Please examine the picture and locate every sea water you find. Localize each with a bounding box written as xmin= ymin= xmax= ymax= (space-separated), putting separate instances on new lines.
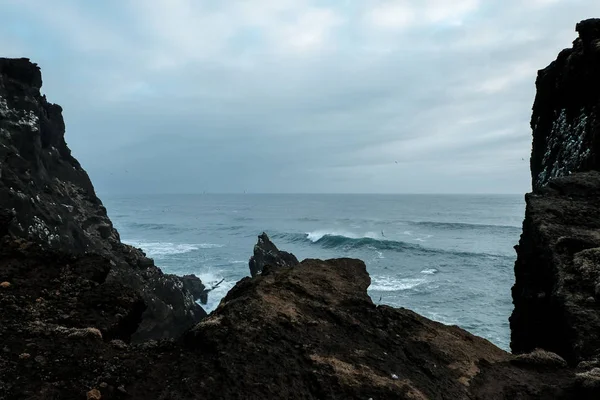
xmin=103 ymin=194 xmax=524 ymax=350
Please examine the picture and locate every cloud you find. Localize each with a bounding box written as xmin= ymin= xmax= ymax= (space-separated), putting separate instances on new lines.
xmin=2 ymin=0 xmax=600 ymax=193
xmin=366 ymin=0 xmax=480 ymax=30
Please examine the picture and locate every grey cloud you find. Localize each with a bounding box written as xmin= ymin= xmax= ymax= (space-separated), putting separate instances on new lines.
xmin=7 ymin=0 xmax=600 ymax=194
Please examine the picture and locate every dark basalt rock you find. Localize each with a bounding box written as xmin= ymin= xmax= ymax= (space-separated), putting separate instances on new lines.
xmin=248 ymin=232 xmax=300 ymax=277
xmin=0 ymin=57 xmax=205 ymax=342
xmin=530 ymin=19 xmax=600 ymax=189
xmin=511 ymin=172 xmax=600 ymax=364
xmin=511 ymin=19 xmax=600 ymax=366
xmin=180 ymin=274 xmax=208 ymax=304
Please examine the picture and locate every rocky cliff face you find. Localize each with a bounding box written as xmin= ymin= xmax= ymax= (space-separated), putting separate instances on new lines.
xmin=512 ymin=19 xmax=600 ymax=365
xmin=530 ymin=19 xmax=600 ymax=189
xmin=0 ymin=58 xmax=205 ymax=342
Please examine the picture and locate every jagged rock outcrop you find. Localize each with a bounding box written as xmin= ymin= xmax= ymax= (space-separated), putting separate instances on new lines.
xmin=512 ymin=18 xmax=600 ymax=366
xmin=248 ymin=232 xmax=300 ymax=277
xmin=3 ymin=243 xmax=598 ymax=399
xmin=0 ymin=57 xmax=205 ymax=342
xmin=530 ymin=19 xmax=600 ymax=189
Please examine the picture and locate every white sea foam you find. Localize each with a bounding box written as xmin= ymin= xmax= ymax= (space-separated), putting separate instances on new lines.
xmin=126 ymin=241 xmax=200 ymax=257
xmin=420 ymin=268 xmax=438 ymax=275
xmin=196 ymin=270 xmax=237 ymax=313
xmin=403 ymin=231 xmax=413 ymax=236
xmin=306 ymin=230 xmax=357 ymax=242
xmin=228 ymin=260 xmax=247 ymax=264
xmin=422 ymin=311 xmax=457 ymax=327
xmin=368 ymin=276 xmax=426 ymax=292
xmin=376 ymin=251 xmax=385 ymax=259
xmin=305 ymin=230 xmax=380 ymax=242
xmin=414 ymin=234 xmax=433 ymax=242
xmin=198 ymin=243 xmax=225 ymax=249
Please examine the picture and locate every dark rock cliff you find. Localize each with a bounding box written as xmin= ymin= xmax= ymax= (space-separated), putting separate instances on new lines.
xmin=0 ymin=58 xmax=205 ymax=342
xmin=530 ymin=19 xmax=600 ymax=189
xmin=512 ymin=18 xmax=600 ymax=366
xmin=511 ymin=172 xmax=600 ymax=364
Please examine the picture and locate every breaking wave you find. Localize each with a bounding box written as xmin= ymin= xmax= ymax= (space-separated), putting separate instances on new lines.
xmin=369 ymin=276 xmax=427 ymax=292
xmin=125 ymin=241 xmax=224 ymax=257
xmin=272 ymin=231 xmax=511 ymax=259
xmin=408 ymin=221 xmax=521 ymax=233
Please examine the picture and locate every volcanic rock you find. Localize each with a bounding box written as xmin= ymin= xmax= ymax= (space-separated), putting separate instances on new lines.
xmin=248 ymin=232 xmax=300 ymax=277
xmin=4 ymin=247 xmax=599 ymax=399
xmin=180 ymin=274 xmax=208 ymax=304
xmin=0 ymin=57 xmax=205 ymax=341
xmin=512 ymin=18 xmax=600 ymax=365
xmin=511 ymin=172 xmax=600 ymax=364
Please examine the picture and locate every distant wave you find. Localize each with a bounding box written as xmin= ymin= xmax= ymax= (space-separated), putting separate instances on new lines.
xmin=233 ymin=216 xmax=254 ymax=222
xmin=272 ymin=231 xmax=512 ymax=259
xmin=421 ymin=268 xmax=439 ymax=275
xmin=220 ymin=225 xmax=246 ymax=231
xmin=369 ymin=276 xmax=427 ymax=292
xmin=296 ymin=217 xmax=322 ymax=222
xmin=198 ymin=243 xmax=225 ymax=249
xmin=126 ymin=241 xmax=223 ymax=257
xmin=127 ymin=222 xmax=188 ymax=233
xmin=126 ymin=241 xmax=199 ymax=257
xmin=407 ymin=221 xmax=521 ymax=232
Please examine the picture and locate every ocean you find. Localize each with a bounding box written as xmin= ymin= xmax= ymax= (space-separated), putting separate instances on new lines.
xmin=102 ymin=194 xmax=525 ymax=350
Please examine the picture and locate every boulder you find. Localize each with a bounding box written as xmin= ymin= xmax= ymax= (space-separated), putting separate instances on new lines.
xmin=180 ymin=274 xmax=208 ymax=304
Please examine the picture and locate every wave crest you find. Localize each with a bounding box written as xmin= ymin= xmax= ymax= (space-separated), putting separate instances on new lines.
xmin=125 ymin=241 xmax=224 ymax=257
xmin=272 ymin=231 xmax=512 ymax=259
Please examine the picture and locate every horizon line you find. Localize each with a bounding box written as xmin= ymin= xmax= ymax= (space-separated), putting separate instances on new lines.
xmin=98 ymin=192 xmax=526 ymax=197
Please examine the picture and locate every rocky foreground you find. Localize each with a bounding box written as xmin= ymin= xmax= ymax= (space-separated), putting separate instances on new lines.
xmin=1 ymin=238 xmax=597 ymax=400
xmin=2 ymin=18 xmax=600 ymax=400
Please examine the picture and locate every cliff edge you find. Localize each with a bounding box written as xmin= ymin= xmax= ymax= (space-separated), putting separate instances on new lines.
xmin=0 ymin=58 xmax=206 ymax=342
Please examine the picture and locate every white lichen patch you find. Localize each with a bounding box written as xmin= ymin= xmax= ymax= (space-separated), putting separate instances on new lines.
xmin=9 ymin=187 xmax=28 ymax=201
xmin=0 ymin=95 xmax=40 ymax=132
xmin=0 ymin=96 xmax=9 ymax=117
xmin=27 ymin=216 xmax=59 ymax=245
xmin=16 ymin=110 xmax=39 ymax=131
xmin=536 ymin=108 xmax=591 ymax=187
xmin=0 ymin=128 xmax=11 ymax=140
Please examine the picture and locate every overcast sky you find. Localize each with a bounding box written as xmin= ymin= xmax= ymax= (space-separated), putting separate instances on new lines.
xmin=2 ymin=1 xmax=599 ymax=194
